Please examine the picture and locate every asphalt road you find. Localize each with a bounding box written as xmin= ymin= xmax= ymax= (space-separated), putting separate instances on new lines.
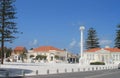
xmin=25 ymin=69 xmax=120 ymax=78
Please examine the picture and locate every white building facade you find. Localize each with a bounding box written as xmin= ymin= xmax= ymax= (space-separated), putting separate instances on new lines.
xmin=27 ymin=46 xmax=67 ymax=63
xmin=83 ymin=47 xmax=120 ymax=65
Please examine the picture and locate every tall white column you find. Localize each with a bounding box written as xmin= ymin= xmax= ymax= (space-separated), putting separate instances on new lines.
xmin=80 ymin=26 xmax=85 ymax=58
xmin=79 ymin=26 xmax=85 ymax=64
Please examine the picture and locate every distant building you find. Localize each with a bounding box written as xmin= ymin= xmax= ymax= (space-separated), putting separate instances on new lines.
xmin=83 ymin=46 xmax=120 ymax=65
xmin=28 ymin=46 xmax=67 ymax=63
xmin=67 ymin=52 xmax=79 ymax=63
xmin=11 ymin=46 xmax=27 ymax=62
xmin=10 ymin=46 xmax=78 ymax=63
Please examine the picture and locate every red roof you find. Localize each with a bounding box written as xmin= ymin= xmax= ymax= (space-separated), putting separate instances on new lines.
xmin=104 ymin=48 xmax=120 ymax=52
xmin=14 ymin=46 xmax=25 ymax=51
xmin=33 ymin=46 xmax=63 ymax=52
xmin=85 ymin=48 xmax=101 ymax=52
xmin=85 ymin=48 xmax=120 ymax=52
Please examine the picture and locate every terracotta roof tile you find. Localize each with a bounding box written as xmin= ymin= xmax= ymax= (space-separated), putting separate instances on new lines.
xmin=14 ymin=46 xmax=25 ymax=51
xmin=33 ymin=46 xmax=63 ymax=52
xmin=85 ymin=48 xmax=120 ymax=52
xmin=104 ymin=48 xmax=120 ymax=52
xmin=85 ymin=48 xmax=101 ymax=52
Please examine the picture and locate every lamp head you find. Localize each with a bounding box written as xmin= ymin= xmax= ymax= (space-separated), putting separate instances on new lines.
xmin=80 ymin=26 xmax=85 ymax=30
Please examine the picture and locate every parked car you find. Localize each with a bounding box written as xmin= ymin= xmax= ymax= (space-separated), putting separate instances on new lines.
xmin=118 ymin=63 xmax=120 ymax=69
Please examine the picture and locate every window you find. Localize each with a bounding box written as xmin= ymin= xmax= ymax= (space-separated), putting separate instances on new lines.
xmin=93 ymin=54 xmax=94 ymax=60
xmin=51 ymin=56 xmax=53 ymax=61
xmin=116 ymin=54 xmax=118 ymax=61
xmin=90 ymin=54 xmax=91 ymax=60
xmin=119 ymin=55 xmax=120 ymax=60
xmin=87 ymin=54 xmax=89 ymax=60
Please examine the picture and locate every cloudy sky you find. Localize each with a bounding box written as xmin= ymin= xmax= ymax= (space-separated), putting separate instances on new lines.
xmin=6 ymin=0 xmax=120 ymax=54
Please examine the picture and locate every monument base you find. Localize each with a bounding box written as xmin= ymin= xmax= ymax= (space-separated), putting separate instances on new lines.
xmin=79 ymin=58 xmax=84 ymax=65
xmin=79 ymin=57 xmax=89 ymax=65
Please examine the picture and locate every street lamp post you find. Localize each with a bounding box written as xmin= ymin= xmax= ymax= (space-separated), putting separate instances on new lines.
xmin=79 ymin=26 xmax=85 ymax=64
xmin=64 ymin=49 xmax=68 ymax=63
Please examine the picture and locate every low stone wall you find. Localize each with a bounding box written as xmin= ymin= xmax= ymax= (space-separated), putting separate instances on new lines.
xmin=0 ymin=62 xmax=118 ymax=77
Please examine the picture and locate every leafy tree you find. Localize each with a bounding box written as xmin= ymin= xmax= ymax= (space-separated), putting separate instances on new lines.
xmin=6 ymin=48 xmax=12 ymax=58
xmin=0 ymin=0 xmax=18 ymax=64
xmin=30 ymin=48 xmax=33 ymax=50
xmin=36 ymin=55 xmax=47 ymax=60
xmin=3 ymin=47 xmax=12 ymax=58
xmin=55 ymin=55 xmax=59 ymax=59
xmin=0 ymin=49 xmax=2 ymax=58
xmin=0 ymin=47 xmax=12 ymax=58
xmin=36 ymin=55 xmax=42 ymax=60
xmin=20 ymin=52 xmax=27 ymax=62
xmin=86 ymin=27 xmax=100 ymax=49
xmin=114 ymin=25 xmax=120 ymax=48
xmin=42 ymin=55 xmax=47 ymax=60
xmin=30 ymin=55 xmax=34 ymax=58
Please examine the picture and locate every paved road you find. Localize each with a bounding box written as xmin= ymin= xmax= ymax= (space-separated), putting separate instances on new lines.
xmin=25 ymin=69 xmax=120 ymax=78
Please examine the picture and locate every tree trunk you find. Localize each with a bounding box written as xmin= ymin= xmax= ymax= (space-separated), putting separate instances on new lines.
xmin=1 ymin=37 xmax=4 ymax=64
xmin=1 ymin=0 xmax=5 ymax=64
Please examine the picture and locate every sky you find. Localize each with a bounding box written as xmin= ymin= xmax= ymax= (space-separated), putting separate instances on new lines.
xmin=6 ymin=0 xmax=120 ymax=54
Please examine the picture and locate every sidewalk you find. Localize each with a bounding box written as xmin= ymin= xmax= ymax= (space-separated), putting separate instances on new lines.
xmin=0 ymin=62 xmax=118 ymax=77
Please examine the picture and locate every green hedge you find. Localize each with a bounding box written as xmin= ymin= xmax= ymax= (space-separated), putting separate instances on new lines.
xmin=90 ymin=62 xmax=105 ymax=65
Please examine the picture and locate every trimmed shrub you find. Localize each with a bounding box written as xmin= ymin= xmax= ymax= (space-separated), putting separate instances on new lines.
xmin=90 ymin=62 xmax=105 ymax=65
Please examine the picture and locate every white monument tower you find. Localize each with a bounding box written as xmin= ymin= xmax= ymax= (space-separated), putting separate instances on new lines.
xmin=79 ymin=26 xmax=85 ymax=65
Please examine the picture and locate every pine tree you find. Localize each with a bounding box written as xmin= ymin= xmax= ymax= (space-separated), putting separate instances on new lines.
xmin=114 ymin=25 xmax=120 ymax=48
xmin=0 ymin=0 xmax=18 ymax=64
xmin=86 ymin=27 xmax=100 ymax=49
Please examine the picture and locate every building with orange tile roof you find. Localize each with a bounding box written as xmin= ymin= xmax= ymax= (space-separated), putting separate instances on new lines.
xmin=11 ymin=46 xmax=27 ymax=62
xmin=9 ymin=46 xmax=78 ymax=63
xmin=28 ymin=46 xmax=68 ymax=63
xmin=33 ymin=46 xmax=63 ymax=52
xmin=13 ymin=46 xmax=27 ymax=54
xmin=83 ymin=46 xmax=120 ymax=64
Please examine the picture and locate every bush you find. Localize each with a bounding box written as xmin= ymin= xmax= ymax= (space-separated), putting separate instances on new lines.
xmin=36 ymin=55 xmax=47 ymax=60
xmin=90 ymin=62 xmax=105 ymax=65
